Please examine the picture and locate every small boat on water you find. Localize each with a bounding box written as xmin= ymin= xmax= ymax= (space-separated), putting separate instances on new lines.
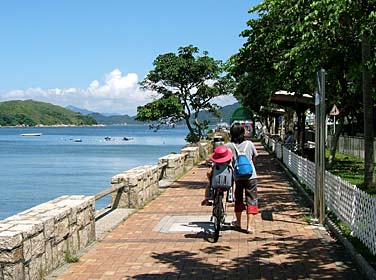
xmin=69 ymin=138 xmax=82 ymax=142
xmin=20 ymin=133 xmax=42 ymax=136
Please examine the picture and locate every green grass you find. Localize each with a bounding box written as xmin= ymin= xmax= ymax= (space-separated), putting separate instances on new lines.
xmin=64 ymin=251 xmax=79 ymax=263
xmin=326 ymin=150 xmax=376 ymax=195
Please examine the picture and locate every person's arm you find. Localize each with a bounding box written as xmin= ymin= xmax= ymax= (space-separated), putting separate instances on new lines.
xmin=248 ymin=141 xmax=258 ymax=162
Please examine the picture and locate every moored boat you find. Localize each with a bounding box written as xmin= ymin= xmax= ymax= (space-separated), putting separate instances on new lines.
xmin=20 ymin=133 xmax=42 ymax=136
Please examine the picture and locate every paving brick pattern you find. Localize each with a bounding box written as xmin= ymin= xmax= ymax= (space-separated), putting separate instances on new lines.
xmin=56 ymin=143 xmax=363 ymax=280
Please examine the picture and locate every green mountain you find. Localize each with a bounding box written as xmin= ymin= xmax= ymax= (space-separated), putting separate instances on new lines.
xmin=88 ymin=113 xmax=143 ymax=125
xmin=196 ymin=102 xmax=240 ymax=124
xmin=0 ymin=100 xmax=97 ymax=126
xmin=67 ymin=102 xmax=240 ymax=125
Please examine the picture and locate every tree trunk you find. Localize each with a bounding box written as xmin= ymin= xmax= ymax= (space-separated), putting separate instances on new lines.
xmin=184 ymin=116 xmax=196 ymax=138
xmin=296 ymin=109 xmax=306 ymax=146
xmin=328 ymin=116 xmax=345 ymax=169
xmin=362 ymin=34 xmax=375 ymax=189
xmin=193 ymin=114 xmax=202 ymax=140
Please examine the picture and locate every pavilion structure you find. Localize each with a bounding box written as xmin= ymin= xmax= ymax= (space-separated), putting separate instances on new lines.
xmin=270 ymin=90 xmax=314 ymax=145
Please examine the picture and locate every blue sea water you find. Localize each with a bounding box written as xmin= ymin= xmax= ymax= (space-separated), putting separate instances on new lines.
xmin=0 ymin=125 xmax=188 ymax=220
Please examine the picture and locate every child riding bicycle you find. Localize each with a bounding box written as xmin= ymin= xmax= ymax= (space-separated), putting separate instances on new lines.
xmin=201 ymin=145 xmax=234 ymax=206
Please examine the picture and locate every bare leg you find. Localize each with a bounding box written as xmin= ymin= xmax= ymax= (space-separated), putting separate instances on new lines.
xmin=235 ymin=211 xmax=242 ymax=226
xmin=204 ymin=185 xmax=209 ymax=198
xmin=201 ymin=185 xmax=211 ymax=206
xmin=246 ymin=213 xmax=254 ymax=233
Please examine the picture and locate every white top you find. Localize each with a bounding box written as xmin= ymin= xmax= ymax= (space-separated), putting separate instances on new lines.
xmin=226 ymin=140 xmax=258 ymax=180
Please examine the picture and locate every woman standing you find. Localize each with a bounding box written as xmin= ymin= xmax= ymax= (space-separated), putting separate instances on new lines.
xmin=226 ymin=122 xmax=258 ymax=233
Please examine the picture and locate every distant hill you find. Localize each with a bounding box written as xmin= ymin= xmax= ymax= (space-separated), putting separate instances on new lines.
xmin=65 ymin=105 xmax=95 ymax=115
xmin=65 ymin=102 xmax=240 ymax=125
xmin=66 ymin=106 xmax=141 ymax=125
xmin=193 ymin=102 xmax=240 ymax=125
xmin=0 ymin=100 xmax=97 ymax=127
xmin=88 ymin=113 xmax=143 ymax=125
xmin=210 ymin=102 xmax=240 ymax=124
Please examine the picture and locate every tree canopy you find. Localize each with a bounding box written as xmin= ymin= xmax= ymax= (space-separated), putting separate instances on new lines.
xmin=230 ymin=0 xmax=376 ymax=187
xmin=231 ymin=0 xmax=375 ymax=117
xmin=137 ymin=45 xmax=233 ymax=142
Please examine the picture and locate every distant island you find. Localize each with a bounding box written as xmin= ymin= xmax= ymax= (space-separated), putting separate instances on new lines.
xmin=0 ymin=99 xmax=239 ymax=127
xmin=0 ymin=100 xmax=97 ymax=127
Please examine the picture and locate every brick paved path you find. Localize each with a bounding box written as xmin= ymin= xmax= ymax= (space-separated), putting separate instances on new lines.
xmin=56 ymin=142 xmax=362 ymax=280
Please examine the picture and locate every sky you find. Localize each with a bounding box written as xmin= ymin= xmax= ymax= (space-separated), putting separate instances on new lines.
xmin=0 ymin=0 xmax=260 ymax=116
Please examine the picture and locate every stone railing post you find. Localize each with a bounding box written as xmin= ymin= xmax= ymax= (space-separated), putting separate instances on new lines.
xmin=198 ymin=142 xmax=212 ymax=160
xmin=181 ymin=147 xmax=200 ymax=169
xmin=111 ymin=165 xmax=160 ymax=209
xmin=158 ymin=153 xmax=186 ymax=181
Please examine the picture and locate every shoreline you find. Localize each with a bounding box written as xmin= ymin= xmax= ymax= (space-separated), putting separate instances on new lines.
xmin=0 ymin=124 xmax=135 ymax=128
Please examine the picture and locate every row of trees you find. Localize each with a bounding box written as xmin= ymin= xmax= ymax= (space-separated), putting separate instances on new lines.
xmin=229 ymin=0 xmax=376 ymax=189
xmin=135 ymin=1 xmax=375 ymax=188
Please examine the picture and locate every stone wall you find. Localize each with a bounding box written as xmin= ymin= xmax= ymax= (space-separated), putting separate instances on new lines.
xmin=110 ymin=141 xmax=212 ymax=209
xmin=0 ymin=195 xmax=95 ymax=280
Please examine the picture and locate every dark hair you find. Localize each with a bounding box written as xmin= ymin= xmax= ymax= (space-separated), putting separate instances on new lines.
xmin=230 ymin=122 xmax=245 ymax=144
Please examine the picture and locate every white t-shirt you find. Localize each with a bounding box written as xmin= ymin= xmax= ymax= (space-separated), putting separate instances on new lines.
xmin=226 ymin=140 xmax=258 ymax=180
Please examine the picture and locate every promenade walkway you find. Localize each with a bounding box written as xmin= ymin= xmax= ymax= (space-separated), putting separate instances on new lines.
xmin=55 ymin=142 xmax=363 ymax=280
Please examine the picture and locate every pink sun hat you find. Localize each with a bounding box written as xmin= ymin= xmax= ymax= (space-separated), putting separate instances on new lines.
xmin=210 ymin=145 xmax=233 ymax=163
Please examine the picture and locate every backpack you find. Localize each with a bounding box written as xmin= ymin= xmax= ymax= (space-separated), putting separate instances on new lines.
xmin=210 ymin=163 xmax=234 ymax=190
xmin=232 ymin=142 xmax=253 ymax=178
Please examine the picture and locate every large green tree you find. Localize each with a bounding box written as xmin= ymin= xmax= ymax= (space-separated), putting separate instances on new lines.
xmin=137 ymin=45 xmax=233 ymax=143
xmin=230 ymin=0 xmax=376 ymax=188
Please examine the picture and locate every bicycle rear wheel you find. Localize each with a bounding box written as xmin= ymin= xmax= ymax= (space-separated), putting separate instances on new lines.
xmin=212 ymin=190 xmax=224 ymax=242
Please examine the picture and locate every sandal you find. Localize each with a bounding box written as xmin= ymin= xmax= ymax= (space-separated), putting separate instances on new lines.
xmin=231 ymin=221 xmax=241 ymax=229
xmin=246 ymin=228 xmax=254 ymax=234
xmin=201 ymin=199 xmax=212 ymax=206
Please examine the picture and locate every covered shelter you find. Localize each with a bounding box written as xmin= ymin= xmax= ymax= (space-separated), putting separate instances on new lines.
xmin=259 ymin=106 xmax=285 ymax=136
xmin=270 ymin=90 xmax=314 ymax=147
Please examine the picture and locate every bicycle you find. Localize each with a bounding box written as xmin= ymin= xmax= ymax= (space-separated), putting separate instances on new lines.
xmin=206 ymin=146 xmax=235 ymax=242
xmin=210 ymin=185 xmax=233 ymax=242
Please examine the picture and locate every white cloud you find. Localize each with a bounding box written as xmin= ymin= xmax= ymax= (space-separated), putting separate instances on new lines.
xmin=0 ymin=69 xmax=154 ymax=116
xmin=0 ymin=69 xmax=238 ymax=115
xmin=211 ymin=94 xmax=238 ymax=107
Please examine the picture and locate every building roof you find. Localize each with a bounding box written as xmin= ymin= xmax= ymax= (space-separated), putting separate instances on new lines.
xmin=271 ymin=91 xmax=314 ymax=110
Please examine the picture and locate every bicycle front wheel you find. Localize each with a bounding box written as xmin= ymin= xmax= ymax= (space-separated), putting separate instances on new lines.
xmin=212 ymin=191 xmax=224 ymax=242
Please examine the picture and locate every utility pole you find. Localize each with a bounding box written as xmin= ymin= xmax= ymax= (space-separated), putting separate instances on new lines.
xmin=315 ymin=69 xmax=326 ymax=224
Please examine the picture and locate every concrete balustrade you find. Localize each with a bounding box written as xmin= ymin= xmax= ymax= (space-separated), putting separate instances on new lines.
xmin=0 ymin=195 xmax=95 ymax=280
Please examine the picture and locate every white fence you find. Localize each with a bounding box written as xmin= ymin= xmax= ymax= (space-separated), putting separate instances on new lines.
xmin=264 ymin=135 xmax=376 ymax=256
